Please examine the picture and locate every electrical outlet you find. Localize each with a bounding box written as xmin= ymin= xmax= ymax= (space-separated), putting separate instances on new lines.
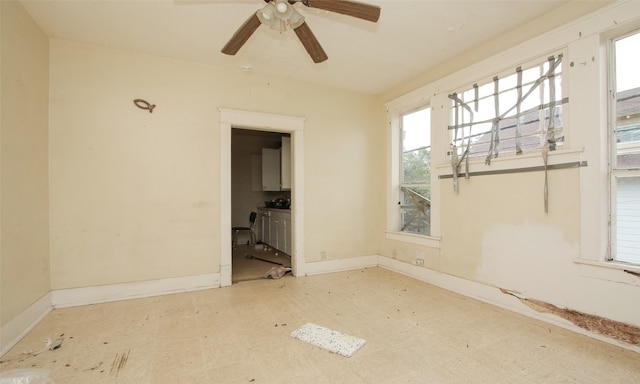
xmin=321 ymin=251 xmax=327 ymax=260
xmin=392 ymin=249 xmax=397 ymax=259
xmin=415 ymin=251 xmax=425 ymax=266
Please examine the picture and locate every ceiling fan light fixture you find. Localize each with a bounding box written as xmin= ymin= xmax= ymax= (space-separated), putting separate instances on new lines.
xmin=288 ymin=8 xmax=305 ymax=29
xmin=224 ymin=0 xmax=380 ymax=63
xmin=256 ymin=4 xmax=274 ymax=24
xmin=257 ymin=1 xmax=304 ymax=32
xmin=272 ymin=0 xmax=293 ymax=21
xmin=270 ymin=19 xmax=287 ymax=32
xmin=276 ymin=2 xmax=288 ymax=14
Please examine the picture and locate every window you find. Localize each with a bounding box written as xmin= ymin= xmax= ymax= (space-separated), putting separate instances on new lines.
xmin=610 ymin=30 xmax=640 ymax=265
xmin=449 ymin=55 xmax=565 ymax=167
xmin=400 ymin=107 xmax=431 ymax=235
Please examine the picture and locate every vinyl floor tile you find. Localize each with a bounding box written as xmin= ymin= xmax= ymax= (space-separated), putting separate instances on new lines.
xmin=1 ymin=267 xmax=639 ymax=383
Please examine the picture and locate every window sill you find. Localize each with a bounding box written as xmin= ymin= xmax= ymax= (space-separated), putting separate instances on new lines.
xmin=385 ymin=231 xmax=441 ymax=248
xmin=573 ymin=258 xmax=640 ymax=286
xmin=434 ymin=147 xmax=585 ymax=175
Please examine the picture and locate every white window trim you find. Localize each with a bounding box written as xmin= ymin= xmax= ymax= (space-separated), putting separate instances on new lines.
xmin=606 ymin=28 xmax=640 ymax=266
xmin=572 ymin=11 xmax=640 ymax=282
xmin=385 ymin=230 xmax=441 ymax=247
xmin=386 ymin=95 xmax=444 ymax=248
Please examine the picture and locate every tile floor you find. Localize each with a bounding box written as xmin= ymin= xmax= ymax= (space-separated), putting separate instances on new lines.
xmin=1 ymin=267 xmax=639 ymax=383
xmin=232 ymin=244 xmax=291 ymax=283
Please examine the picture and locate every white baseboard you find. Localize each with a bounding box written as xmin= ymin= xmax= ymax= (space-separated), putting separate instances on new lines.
xmin=302 ymin=255 xmax=379 ymax=276
xmin=378 ymin=256 xmax=640 ymax=353
xmin=51 ymin=273 xmax=221 ymax=308
xmin=4 ymin=260 xmax=637 ymax=358
xmin=1 ymin=293 xmax=52 ymax=357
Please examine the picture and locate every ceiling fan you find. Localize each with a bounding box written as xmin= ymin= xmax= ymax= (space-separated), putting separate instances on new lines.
xmin=221 ymin=0 xmax=381 ymax=63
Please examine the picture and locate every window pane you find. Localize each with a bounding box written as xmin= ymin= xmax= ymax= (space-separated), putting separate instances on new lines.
xmin=615 ymin=176 xmax=640 ymax=264
xmin=402 ymin=108 xmax=431 ymax=184
xmin=613 ymin=31 xmax=640 ymax=264
xmin=401 ymin=186 xmax=430 ymax=235
xmin=615 ymin=33 xmax=640 ymax=93
xmin=614 ymin=33 xmax=640 ymax=169
xmin=401 ymin=107 xmax=431 ymax=235
xmin=449 ymin=55 xmax=564 ymax=160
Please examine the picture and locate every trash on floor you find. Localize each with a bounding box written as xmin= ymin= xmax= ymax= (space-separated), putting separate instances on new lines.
xmin=31 ymin=339 xmax=52 ymax=356
xmin=0 ymin=369 xmax=55 ymax=384
xmin=49 ymin=338 xmax=64 ymax=351
xmin=264 ymin=266 xmax=291 ymax=279
xmin=290 ymin=323 xmax=366 ymax=357
xmin=245 ymin=253 xmax=283 ymax=266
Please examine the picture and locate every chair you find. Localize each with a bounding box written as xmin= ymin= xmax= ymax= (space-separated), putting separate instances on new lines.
xmin=232 ymin=211 xmax=257 ymax=248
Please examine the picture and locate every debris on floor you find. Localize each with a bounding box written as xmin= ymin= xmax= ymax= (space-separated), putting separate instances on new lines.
xmin=49 ymin=338 xmax=64 ymax=351
xmin=291 ymin=323 xmax=366 ymax=357
xmin=0 ymin=368 xmax=54 ymax=384
xmin=500 ymin=288 xmax=640 ymax=346
xmin=264 ymin=266 xmax=291 ymax=279
xmin=30 ymin=339 xmax=51 ymax=356
xmin=245 ymin=253 xmax=283 ymax=266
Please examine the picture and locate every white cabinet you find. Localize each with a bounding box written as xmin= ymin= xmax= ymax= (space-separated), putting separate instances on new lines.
xmin=262 ymin=148 xmax=280 ymax=191
xmin=258 ymin=137 xmax=291 ymax=191
xmin=256 ymin=209 xmax=270 ymax=244
xmin=258 ymin=208 xmax=291 ymax=255
xmin=271 ymin=210 xmax=292 ymax=255
xmin=271 ymin=211 xmax=284 ymax=252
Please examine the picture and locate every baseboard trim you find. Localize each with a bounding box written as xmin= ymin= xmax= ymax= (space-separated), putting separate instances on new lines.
xmin=51 ymin=273 xmax=221 ymax=308
xmin=5 ymin=260 xmax=637 ymax=357
xmin=303 ymin=255 xmax=379 ymax=276
xmin=378 ymin=256 xmax=640 ymax=353
xmin=1 ymin=293 xmax=52 ymax=357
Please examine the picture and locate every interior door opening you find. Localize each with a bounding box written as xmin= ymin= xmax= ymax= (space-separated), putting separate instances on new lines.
xmin=231 ymin=128 xmax=293 ymax=283
xmin=219 ymin=108 xmax=305 ymax=287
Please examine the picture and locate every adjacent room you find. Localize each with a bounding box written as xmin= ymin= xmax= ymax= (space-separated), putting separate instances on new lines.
xmin=2 ymin=0 xmax=639 ymax=382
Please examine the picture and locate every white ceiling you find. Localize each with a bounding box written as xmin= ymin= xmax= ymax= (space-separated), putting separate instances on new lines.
xmin=20 ymin=0 xmax=575 ymax=95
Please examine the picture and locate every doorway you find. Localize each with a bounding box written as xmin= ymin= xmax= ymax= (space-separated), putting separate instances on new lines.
xmin=219 ymin=109 xmax=305 ymax=286
xmin=231 ymin=128 xmax=291 ymax=282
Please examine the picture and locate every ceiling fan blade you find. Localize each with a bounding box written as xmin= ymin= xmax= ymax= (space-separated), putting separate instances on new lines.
xmin=293 ymin=21 xmax=328 ymax=63
xmin=221 ymin=13 xmax=262 ymax=55
xmin=302 ymin=0 xmax=380 ymax=22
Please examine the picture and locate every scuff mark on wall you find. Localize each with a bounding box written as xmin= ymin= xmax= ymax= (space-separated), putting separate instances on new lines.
xmin=500 ymin=289 xmax=640 ymax=346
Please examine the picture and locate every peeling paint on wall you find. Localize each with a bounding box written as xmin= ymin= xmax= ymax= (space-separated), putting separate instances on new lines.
xmin=500 ymin=289 xmax=640 ymax=346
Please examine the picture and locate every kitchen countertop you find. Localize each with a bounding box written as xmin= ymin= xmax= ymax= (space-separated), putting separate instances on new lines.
xmin=258 ymin=207 xmax=291 ymax=211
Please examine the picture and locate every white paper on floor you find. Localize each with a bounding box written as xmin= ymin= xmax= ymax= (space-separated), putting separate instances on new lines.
xmin=290 ymin=323 xmax=366 ymax=357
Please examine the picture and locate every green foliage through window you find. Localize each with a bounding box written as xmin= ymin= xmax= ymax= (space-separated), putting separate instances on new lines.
xmin=401 ymin=107 xmax=431 ymax=235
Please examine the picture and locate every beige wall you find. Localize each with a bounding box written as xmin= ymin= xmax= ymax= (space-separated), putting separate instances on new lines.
xmin=48 ymin=39 xmax=384 ymax=289
xmin=380 ymin=1 xmax=640 ymax=327
xmin=383 ymin=0 xmax=615 ymax=101
xmin=4 ymin=0 xmax=637 ymax=344
xmin=0 ymin=1 xmax=50 ymax=327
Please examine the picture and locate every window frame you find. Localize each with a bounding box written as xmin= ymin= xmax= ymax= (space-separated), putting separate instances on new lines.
xmin=573 ymin=16 xmax=640 ymax=280
xmin=386 ymin=97 xmax=441 ymax=248
xmin=399 ymin=106 xmax=432 ymax=236
xmin=607 ymin=28 xmax=640 ymax=266
xmin=448 ymin=51 xmax=568 ymax=166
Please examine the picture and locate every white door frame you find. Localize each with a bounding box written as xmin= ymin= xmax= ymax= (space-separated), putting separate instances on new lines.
xmin=219 ymin=108 xmax=305 ymax=286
